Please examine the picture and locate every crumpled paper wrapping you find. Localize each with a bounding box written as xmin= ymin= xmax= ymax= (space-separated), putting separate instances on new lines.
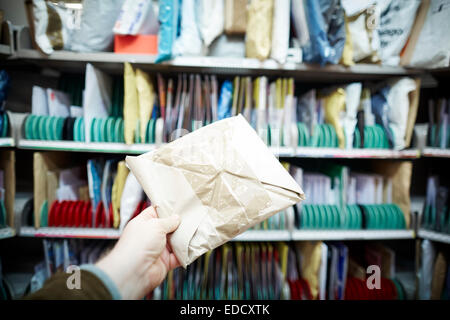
xmin=126 ymin=115 xmax=304 ymax=267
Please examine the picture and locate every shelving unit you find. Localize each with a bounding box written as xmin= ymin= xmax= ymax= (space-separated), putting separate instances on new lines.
xmin=0 ymin=137 xmax=14 ymax=147
xmin=6 ymin=49 xmax=426 ymax=246
xmin=422 ymin=147 xmax=450 ymax=158
xmin=417 ymin=229 xmax=450 ymax=245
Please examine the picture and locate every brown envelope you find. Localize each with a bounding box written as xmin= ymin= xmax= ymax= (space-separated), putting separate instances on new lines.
xmin=0 ymin=150 xmax=15 ymax=228
xmin=126 ymin=115 xmax=305 ymax=268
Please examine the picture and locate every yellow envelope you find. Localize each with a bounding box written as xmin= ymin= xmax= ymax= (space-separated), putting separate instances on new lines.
xmin=123 ymin=62 xmax=139 ymax=144
xmin=340 ymin=15 xmax=354 ymax=66
xmin=245 ymin=0 xmax=274 ymax=60
xmin=126 ymin=115 xmax=304 ymax=268
xmin=296 ymin=241 xmax=323 ymax=300
xmin=136 ymin=69 xmax=155 ymax=143
xmin=324 ymin=88 xmax=346 ymax=149
xmin=111 ymin=161 xmax=129 ymax=228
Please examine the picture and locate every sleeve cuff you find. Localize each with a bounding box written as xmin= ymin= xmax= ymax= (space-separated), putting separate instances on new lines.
xmin=80 ymin=264 xmax=122 ymax=300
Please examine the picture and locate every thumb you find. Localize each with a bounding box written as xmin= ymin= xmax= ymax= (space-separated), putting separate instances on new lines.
xmin=158 ymin=215 xmax=181 ymax=234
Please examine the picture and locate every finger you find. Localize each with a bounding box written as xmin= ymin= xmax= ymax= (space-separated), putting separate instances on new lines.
xmin=166 ymin=240 xmax=174 ymax=253
xmin=158 ymin=215 xmax=181 ymax=234
xmin=159 ymin=247 xmax=170 ymax=265
xmin=137 ymin=206 xmax=157 ymax=221
xmin=169 ymin=253 xmax=181 ymax=270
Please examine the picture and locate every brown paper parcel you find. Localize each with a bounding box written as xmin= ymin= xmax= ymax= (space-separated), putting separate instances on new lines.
xmin=126 ymin=115 xmax=305 ymax=268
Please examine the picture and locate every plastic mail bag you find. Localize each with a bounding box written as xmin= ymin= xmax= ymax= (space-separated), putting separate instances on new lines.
xmin=126 ymin=115 xmax=305 ymax=267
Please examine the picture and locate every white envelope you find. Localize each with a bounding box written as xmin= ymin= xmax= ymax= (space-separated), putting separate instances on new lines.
xmin=56 ymin=185 xmax=80 ymax=201
xmin=32 ymin=86 xmax=49 ymax=116
xmin=126 ymin=115 xmax=304 ymax=267
xmin=83 ymin=64 xmax=112 ymax=142
xmin=70 ymin=106 xmax=84 ymax=118
xmin=59 ymin=167 xmax=84 ymax=187
xmin=319 ymin=242 xmax=328 ymax=300
xmin=46 ymin=88 xmax=71 ymax=117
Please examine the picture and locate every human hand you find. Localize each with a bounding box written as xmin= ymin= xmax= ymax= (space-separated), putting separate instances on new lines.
xmin=96 ymin=206 xmax=181 ymax=299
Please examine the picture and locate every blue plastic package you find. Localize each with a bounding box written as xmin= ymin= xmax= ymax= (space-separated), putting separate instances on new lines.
xmin=172 ymin=0 xmax=202 ymax=57
xmin=302 ymin=0 xmax=329 ymax=64
xmin=217 ymin=81 xmax=233 ymax=120
xmin=87 ymin=159 xmax=104 ymax=223
xmin=371 ymin=86 xmax=394 ymax=148
xmin=101 ymin=159 xmax=115 ymax=221
xmin=156 ymin=0 xmax=180 ymax=63
xmin=0 ymin=70 xmax=10 ymax=105
xmin=151 ymin=100 xmax=160 ymax=119
xmin=302 ymin=0 xmax=346 ymax=65
xmin=321 ymin=0 xmax=345 ymax=64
